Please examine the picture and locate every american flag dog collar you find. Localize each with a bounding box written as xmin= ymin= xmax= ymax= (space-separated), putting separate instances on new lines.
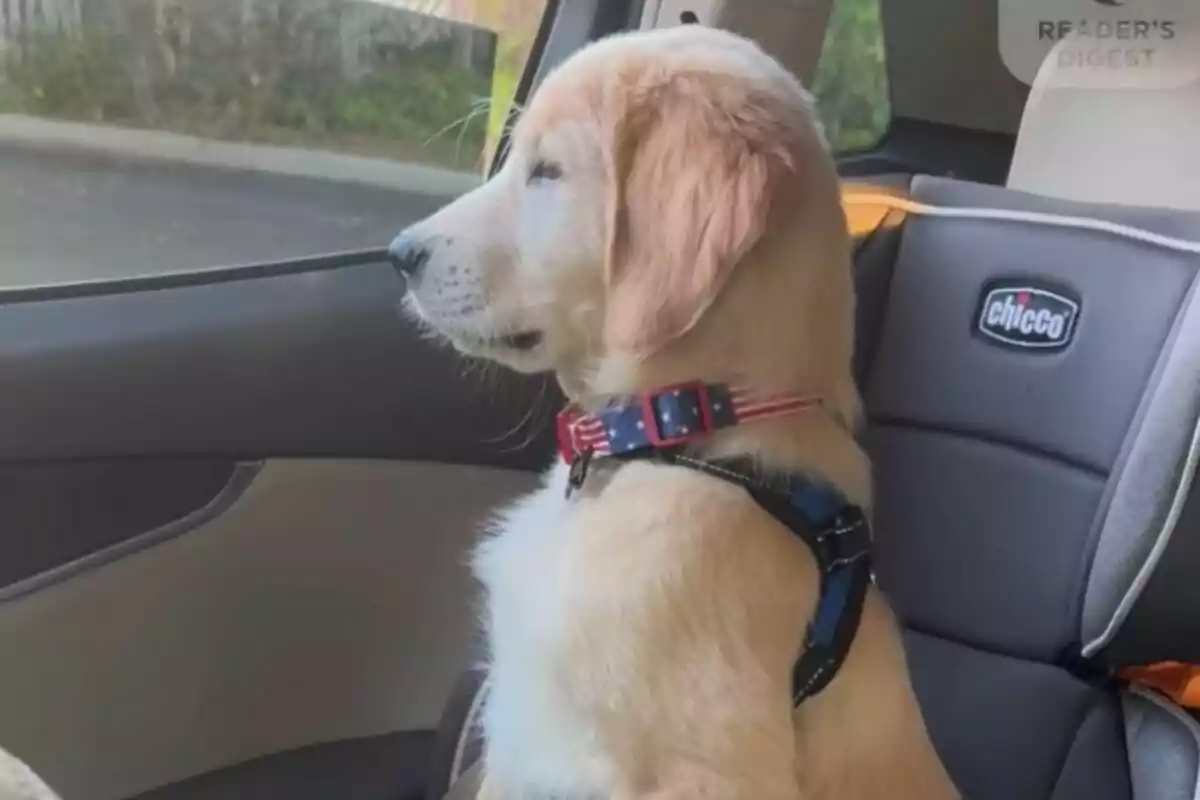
xmin=555 ymin=381 xmax=822 ymax=463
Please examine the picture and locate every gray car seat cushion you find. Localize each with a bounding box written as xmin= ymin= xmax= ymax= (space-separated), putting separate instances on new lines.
xmin=864 ymin=177 xmax=1200 ymax=662
xmin=849 ymin=176 xmax=1200 ymax=798
xmin=853 ymin=177 xmax=1200 ymax=670
xmin=1083 ymin=280 xmax=1200 ymax=658
xmin=1124 ymin=688 xmax=1200 ymax=800
xmin=901 ymin=629 xmax=1130 ymax=799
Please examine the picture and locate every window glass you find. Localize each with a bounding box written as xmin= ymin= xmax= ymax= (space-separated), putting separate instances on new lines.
xmin=0 ymin=0 xmax=549 ymax=285
xmin=810 ymin=0 xmax=890 ymax=152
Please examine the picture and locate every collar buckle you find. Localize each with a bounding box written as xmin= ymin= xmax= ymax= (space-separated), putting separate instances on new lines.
xmin=641 ymin=381 xmax=716 ymax=448
xmin=565 ymin=448 xmax=595 ymax=499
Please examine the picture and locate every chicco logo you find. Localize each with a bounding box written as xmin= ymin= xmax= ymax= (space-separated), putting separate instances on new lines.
xmin=977 ymin=283 xmax=1080 ymax=350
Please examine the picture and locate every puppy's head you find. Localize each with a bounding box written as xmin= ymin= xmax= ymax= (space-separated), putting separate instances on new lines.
xmin=393 ymin=25 xmax=851 ymax=402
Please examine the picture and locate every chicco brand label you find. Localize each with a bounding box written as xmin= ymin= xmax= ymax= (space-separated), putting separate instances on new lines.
xmin=977 ymin=284 xmax=1080 ymax=350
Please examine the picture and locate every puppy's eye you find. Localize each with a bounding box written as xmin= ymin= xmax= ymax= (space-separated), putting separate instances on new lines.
xmin=528 ymin=159 xmax=563 ymax=183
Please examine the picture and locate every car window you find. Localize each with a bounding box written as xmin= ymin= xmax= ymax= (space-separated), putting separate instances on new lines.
xmin=811 ymin=0 xmax=891 ymax=152
xmin=0 ymin=0 xmax=550 ymax=286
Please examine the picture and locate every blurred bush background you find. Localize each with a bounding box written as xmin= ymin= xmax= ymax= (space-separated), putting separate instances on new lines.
xmin=0 ymin=0 xmax=888 ymax=171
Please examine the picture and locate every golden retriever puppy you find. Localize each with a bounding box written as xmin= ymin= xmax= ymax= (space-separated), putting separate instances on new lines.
xmin=394 ymin=24 xmax=959 ymax=800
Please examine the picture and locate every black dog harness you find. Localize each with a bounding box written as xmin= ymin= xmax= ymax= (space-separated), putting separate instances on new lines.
xmin=557 ymin=381 xmax=873 ymax=706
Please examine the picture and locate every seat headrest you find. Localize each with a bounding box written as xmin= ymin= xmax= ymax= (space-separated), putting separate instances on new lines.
xmin=1007 ymin=33 xmax=1200 ymax=211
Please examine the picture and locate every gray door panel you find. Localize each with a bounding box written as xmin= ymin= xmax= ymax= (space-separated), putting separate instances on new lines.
xmin=0 ymin=459 xmax=240 ymax=592
xmin=0 ymin=257 xmax=558 ymax=623
xmin=0 ymin=259 xmax=558 ymax=467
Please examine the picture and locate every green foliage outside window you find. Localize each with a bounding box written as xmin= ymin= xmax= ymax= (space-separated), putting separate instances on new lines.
xmin=811 ymin=0 xmax=890 ymax=152
xmin=0 ymin=0 xmax=889 ymax=170
xmin=0 ymin=0 xmax=503 ymax=171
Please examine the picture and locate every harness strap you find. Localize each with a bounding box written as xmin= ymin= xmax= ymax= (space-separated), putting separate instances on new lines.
xmin=555 ymin=382 xmax=872 ymax=707
xmin=610 ymin=450 xmax=873 ymax=707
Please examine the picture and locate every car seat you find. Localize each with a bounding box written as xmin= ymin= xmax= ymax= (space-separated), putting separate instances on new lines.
xmin=428 ymin=174 xmax=1200 ymax=799
xmin=849 ymin=175 xmax=1200 ymax=799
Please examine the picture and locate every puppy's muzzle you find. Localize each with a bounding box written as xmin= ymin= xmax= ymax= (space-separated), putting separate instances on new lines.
xmin=388 ymin=231 xmax=431 ymax=284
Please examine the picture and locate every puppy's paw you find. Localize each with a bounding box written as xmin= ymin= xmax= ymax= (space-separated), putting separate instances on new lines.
xmin=0 ymin=748 xmax=61 ymax=800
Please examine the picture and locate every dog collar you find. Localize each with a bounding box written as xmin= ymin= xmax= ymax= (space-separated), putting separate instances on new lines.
xmin=553 ymin=381 xmax=869 ymax=709
xmin=555 ymin=381 xmax=821 ymax=464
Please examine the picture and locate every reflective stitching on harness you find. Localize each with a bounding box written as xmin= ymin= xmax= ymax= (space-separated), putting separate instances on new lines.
xmin=819 ymin=522 xmax=858 ymax=541
xmin=670 ymin=454 xmax=753 ymax=486
xmin=622 ymin=451 xmax=868 ymax=707
xmin=828 ymin=551 xmax=871 ymax=569
xmin=793 ymin=655 xmax=836 ymax=704
xmin=671 ymin=455 xmax=868 ymax=564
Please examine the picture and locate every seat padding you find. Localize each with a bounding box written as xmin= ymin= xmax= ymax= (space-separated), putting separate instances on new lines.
xmin=861 ymin=176 xmax=1200 ymax=663
xmin=850 ymin=175 xmax=1200 ymax=798
xmin=867 ymin=198 xmax=1193 ymax=473
xmin=904 ymin=630 xmax=1130 ymax=799
xmin=1083 ymin=277 xmax=1200 ymax=665
xmin=1124 ymin=688 xmax=1200 ymax=799
xmin=870 ymin=425 xmax=1105 ymax=660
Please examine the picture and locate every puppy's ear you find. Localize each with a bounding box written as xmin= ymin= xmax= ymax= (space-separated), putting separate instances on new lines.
xmin=604 ymin=71 xmax=804 ymax=355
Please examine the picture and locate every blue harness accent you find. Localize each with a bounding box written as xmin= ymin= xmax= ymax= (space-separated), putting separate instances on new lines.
xmin=560 ymin=382 xmax=873 ymax=707
xmin=734 ymin=466 xmax=872 ymax=705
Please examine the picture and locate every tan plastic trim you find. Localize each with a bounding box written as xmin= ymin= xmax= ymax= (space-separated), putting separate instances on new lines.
xmin=0 ymin=459 xmax=537 ymax=800
xmin=1008 ymin=34 xmax=1200 ymax=210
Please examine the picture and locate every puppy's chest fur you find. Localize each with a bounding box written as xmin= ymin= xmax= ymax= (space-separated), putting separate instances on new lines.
xmin=471 ymin=461 xmax=618 ymax=797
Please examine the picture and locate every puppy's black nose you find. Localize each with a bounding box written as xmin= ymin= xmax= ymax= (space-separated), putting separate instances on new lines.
xmin=388 ymin=232 xmax=430 ymax=282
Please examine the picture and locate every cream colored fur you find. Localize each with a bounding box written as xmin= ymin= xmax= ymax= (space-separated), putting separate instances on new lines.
xmin=403 ymin=24 xmax=958 ymax=800
xmin=0 ymin=748 xmax=59 ymax=800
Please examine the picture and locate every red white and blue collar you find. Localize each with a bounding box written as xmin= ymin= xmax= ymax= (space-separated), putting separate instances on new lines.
xmin=556 ymin=381 xmax=821 ymax=463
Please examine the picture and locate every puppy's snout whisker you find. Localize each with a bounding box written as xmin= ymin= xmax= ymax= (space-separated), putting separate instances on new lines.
xmin=388 ymin=232 xmax=432 ymax=283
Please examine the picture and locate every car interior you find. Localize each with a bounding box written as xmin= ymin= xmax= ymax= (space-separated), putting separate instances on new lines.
xmin=1 ymin=0 xmax=1199 ymax=799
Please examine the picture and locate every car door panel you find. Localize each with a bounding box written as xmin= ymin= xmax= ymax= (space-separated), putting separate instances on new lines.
xmin=0 ymin=258 xmax=556 ymax=466
xmin=0 ymin=459 xmax=536 ymax=799
xmin=0 ymin=459 xmax=244 ymax=596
